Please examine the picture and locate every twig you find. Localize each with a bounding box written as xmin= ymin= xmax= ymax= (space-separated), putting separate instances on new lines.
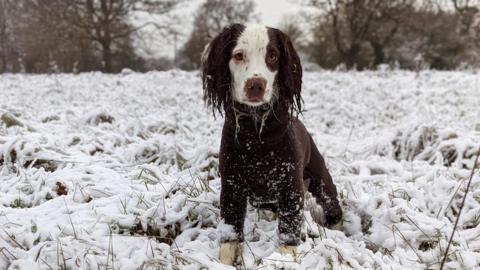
xmin=439 ymin=146 xmax=480 ymax=270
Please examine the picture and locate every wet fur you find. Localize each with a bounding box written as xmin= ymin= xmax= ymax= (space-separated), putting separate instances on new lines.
xmin=201 ymin=24 xmax=343 ymax=260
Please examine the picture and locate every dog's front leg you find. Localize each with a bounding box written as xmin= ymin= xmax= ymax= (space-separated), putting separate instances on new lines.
xmin=306 ymin=136 xmax=343 ymax=228
xmin=277 ymin=177 xmax=304 ymax=258
xmin=219 ymin=176 xmax=247 ymax=265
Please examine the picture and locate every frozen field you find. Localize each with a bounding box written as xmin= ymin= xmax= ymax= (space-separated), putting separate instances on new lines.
xmin=0 ymin=70 xmax=479 ymax=269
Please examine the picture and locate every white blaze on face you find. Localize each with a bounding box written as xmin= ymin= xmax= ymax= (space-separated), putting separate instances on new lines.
xmin=229 ymin=24 xmax=277 ymax=107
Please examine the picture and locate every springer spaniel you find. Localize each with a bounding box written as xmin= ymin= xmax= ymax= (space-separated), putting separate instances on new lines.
xmin=201 ymin=24 xmax=343 ymax=265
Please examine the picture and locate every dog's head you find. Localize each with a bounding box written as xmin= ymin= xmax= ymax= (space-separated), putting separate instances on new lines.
xmin=202 ymin=23 xmax=302 ymax=116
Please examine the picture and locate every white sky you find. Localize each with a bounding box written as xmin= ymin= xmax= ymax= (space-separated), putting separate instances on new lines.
xmin=134 ymin=0 xmax=303 ymax=58
xmin=136 ymin=0 xmax=460 ymax=59
xmin=181 ymin=0 xmax=299 ymax=26
xmin=254 ymin=0 xmax=300 ymax=26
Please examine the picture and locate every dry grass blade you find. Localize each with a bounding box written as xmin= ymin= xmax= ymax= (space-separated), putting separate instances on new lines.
xmin=0 ymin=247 xmax=17 ymax=260
xmin=391 ymin=224 xmax=424 ymax=264
xmin=439 ymin=146 xmax=480 ymax=270
xmin=2 ymin=228 xmax=26 ymax=250
xmin=63 ymin=198 xmax=77 ymax=239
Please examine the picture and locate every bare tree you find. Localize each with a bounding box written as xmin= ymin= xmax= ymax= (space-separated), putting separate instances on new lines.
xmin=0 ymin=0 xmax=16 ymax=73
xmin=307 ymin=0 xmax=415 ymax=69
xmin=405 ymin=0 xmax=480 ymax=69
xmin=178 ymin=0 xmax=258 ymax=70
xmin=323 ymin=0 xmax=383 ymax=69
xmin=451 ymin=0 xmax=480 ymax=45
xmin=365 ymin=0 xmax=414 ymax=67
xmin=0 ymin=0 xmax=6 ymax=72
xmin=13 ymin=1 xmax=97 ymax=72
xmin=278 ymin=14 xmax=305 ymax=49
xmin=28 ymin=0 xmax=179 ymax=73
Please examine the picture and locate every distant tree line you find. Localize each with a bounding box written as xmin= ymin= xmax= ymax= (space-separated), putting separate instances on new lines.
xmin=303 ymin=0 xmax=480 ymax=70
xmin=0 ymin=0 xmax=479 ymax=73
xmin=178 ymin=0 xmax=480 ymax=70
xmin=0 ymin=0 xmax=179 ymax=73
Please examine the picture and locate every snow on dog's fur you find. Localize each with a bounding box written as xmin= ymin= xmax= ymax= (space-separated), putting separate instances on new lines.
xmin=202 ymin=24 xmax=343 ymax=265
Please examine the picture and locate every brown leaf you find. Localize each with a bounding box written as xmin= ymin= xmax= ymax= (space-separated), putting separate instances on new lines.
xmin=56 ymin=182 xmax=68 ymax=196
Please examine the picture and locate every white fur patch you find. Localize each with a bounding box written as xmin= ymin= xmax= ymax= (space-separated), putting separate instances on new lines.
xmin=219 ymin=241 xmax=241 ymax=265
xmin=278 ymin=245 xmax=297 ymax=260
xmin=229 ymin=24 xmax=277 ymax=107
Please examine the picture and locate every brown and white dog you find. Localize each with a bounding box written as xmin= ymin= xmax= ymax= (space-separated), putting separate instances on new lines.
xmin=201 ymin=23 xmax=343 ymax=265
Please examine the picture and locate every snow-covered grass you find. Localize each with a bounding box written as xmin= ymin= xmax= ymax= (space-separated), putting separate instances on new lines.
xmin=0 ymin=70 xmax=479 ymax=270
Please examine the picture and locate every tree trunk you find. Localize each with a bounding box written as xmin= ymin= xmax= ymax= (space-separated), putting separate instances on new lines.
xmin=370 ymin=41 xmax=385 ymax=67
xmin=0 ymin=2 xmax=7 ymax=73
xmin=0 ymin=33 xmax=6 ymax=73
xmin=344 ymin=44 xmax=360 ymax=69
xmin=102 ymin=42 xmax=112 ymax=73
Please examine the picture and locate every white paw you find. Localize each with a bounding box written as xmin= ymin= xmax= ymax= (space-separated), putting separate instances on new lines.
xmin=278 ymin=245 xmax=297 ymax=259
xmin=329 ymin=220 xmax=344 ymax=231
xmin=219 ymin=241 xmax=241 ymax=265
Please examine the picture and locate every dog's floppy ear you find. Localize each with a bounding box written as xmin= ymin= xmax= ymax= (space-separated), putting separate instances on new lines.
xmin=271 ymin=28 xmax=303 ymax=115
xmin=201 ymin=24 xmax=245 ymax=116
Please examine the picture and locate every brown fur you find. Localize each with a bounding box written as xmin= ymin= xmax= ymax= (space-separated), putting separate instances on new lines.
xmin=202 ymin=24 xmax=342 ymax=246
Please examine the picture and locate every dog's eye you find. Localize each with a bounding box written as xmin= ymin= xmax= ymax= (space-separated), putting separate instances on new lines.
xmin=233 ymin=52 xmax=244 ymax=62
xmin=268 ymin=52 xmax=277 ymax=62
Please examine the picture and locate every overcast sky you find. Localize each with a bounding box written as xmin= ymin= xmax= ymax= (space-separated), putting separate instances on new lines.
xmin=134 ymin=0 xmax=304 ymax=58
xmin=136 ymin=0 xmax=462 ymax=59
xmin=254 ymin=0 xmax=300 ymax=26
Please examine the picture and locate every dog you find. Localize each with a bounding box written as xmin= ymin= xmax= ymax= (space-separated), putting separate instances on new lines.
xmin=201 ymin=23 xmax=343 ymax=265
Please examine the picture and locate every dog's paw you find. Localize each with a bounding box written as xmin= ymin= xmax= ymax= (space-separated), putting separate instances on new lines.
xmin=278 ymin=245 xmax=297 ymax=259
xmin=324 ymin=199 xmax=343 ymax=228
xmin=219 ymin=241 xmax=241 ymax=265
xmin=328 ymin=220 xmax=344 ymax=231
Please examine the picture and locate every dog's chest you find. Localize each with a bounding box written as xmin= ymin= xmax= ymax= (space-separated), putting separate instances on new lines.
xmin=227 ymin=142 xmax=296 ymax=201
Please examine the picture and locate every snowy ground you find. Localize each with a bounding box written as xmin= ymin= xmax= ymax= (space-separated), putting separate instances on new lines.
xmin=0 ymin=70 xmax=479 ymax=270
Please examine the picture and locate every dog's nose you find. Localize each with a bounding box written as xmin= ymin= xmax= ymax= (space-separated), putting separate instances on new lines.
xmin=244 ymin=77 xmax=267 ymax=102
